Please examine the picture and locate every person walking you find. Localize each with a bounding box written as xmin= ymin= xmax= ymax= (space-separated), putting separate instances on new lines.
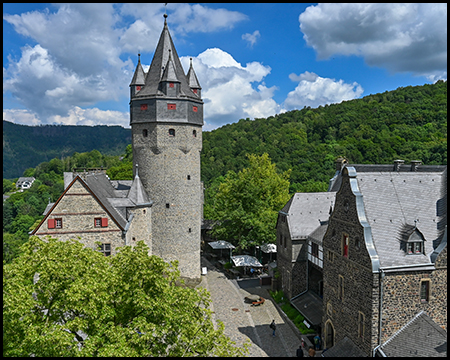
xmin=308 ymin=346 xmax=316 ymax=357
xmin=314 ymin=334 xmax=321 ymax=351
xmin=270 ymin=320 xmax=276 ymax=337
xmin=296 ymin=344 xmax=304 ymax=357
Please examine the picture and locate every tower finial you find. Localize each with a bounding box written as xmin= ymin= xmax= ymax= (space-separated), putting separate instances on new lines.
xmin=164 ymin=3 xmax=168 ymax=23
xmin=138 ymin=53 xmax=141 ymax=63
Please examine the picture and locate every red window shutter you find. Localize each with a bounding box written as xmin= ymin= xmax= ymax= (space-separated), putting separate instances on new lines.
xmin=136 ymin=86 xmax=141 ymax=91
xmin=140 ymin=104 xmax=148 ymax=111
xmin=167 ymin=103 xmax=176 ymax=110
xmin=48 ymin=219 xmax=55 ymax=229
xmin=193 ymin=106 xmax=198 ymax=112
xmin=101 ymin=218 xmax=108 ymax=227
xmin=169 ymin=82 xmax=174 ymax=88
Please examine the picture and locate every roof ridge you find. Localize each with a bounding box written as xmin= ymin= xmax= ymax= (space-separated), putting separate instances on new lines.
xmin=381 ymin=311 xmax=426 ymax=347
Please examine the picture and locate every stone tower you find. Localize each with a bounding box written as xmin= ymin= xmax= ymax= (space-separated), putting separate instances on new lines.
xmin=129 ymin=14 xmax=203 ymax=283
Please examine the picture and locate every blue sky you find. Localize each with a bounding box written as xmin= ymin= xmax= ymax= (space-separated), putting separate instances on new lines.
xmin=3 ymin=3 xmax=447 ymax=131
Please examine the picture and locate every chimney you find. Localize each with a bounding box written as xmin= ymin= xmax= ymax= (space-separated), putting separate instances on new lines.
xmin=410 ymin=160 xmax=422 ymax=172
xmin=393 ymin=159 xmax=404 ymax=171
xmin=335 ymin=157 xmax=348 ymax=171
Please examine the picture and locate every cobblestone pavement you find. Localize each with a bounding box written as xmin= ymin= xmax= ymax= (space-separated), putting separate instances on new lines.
xmin=198 ymin=256 xmax=317 ymax=357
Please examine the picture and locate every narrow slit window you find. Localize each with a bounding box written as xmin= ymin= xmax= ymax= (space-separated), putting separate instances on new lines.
xmin=169 ymin=129 xmax=175 ymax=137
xmin=420 ymin=280 xmax=430 ymax=303
xmin=143 ymin=129 xmax=148 ymax=137
xmin=193 ymin=130 xmax=197 ymax=137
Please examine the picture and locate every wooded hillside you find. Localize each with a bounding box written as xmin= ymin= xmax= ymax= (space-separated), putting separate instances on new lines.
xmin=201 ymin=80 xmax=447 ymax=192
xmin=3 ymin=122 xmax=131 ymax=179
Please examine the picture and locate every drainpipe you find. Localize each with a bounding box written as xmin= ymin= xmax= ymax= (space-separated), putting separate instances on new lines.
xmin=374 ymin=269 xmax=385 ymax=357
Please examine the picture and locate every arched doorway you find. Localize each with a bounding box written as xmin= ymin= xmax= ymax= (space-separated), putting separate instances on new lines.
xmin=325 ymin=320 xmax=334 ymax=348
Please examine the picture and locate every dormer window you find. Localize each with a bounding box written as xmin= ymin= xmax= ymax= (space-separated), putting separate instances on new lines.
xmin=169 ymin=82 xmax=174 ymax=88
xmin=400 ymin=224 xmax=425 ymax=255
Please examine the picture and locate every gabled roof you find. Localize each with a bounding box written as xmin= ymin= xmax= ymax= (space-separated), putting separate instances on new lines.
xmin=342 ymin=166 xmax=446 ymax=269
xmin=379 ymin=311 xmax=447 ymax=357
xmin=134 ymin=17 xmax=200 ymax=101
xmin=282 ymin=192 xmax=336 ymax=241
xmin=322 ymin=336 xmax=367 ymax=357
xmin=32 ymin=173 xmax=152 ymax=235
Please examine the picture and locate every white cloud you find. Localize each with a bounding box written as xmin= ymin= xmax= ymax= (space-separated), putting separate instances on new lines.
xmin=49 ymin=106 xmax=130 ymax=127
xmin=284 ymin=72 xmax=364 ymax=110
xmin=181 ymin=49 xmax=282 ymax=131
xmin=299 ymin=3 xmax=447 ymax=79
xmin=3 ymin=3 xmax=249 ymax=127
xmin=3 ymin=109 xmax=41 ymax=126
xmin=242 ymin=30 xmax=260 ymax=48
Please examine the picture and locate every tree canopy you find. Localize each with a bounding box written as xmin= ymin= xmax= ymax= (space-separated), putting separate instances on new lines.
xmin=3 ymin=236 xmax=249 ymax=357
xmin=208 ymin=153 xmax=291 ymax=249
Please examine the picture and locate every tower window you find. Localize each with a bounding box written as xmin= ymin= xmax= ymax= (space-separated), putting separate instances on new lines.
xmin=140 ymin=104 xmax=148 ymax=111
xmin=193 ymin=89 xmax=198 ymax=94
xmin=193 ymin=130 xmax=197 ymax=137
xmin=166 ymin=203 xmax=170 ymax=208
xmin=136 ymin=86 xmax=141 ymax=91
xmin=169 ymin=129 xmax=175 ymax=137
xmin=420 ymin=280 xmax=430 ymax=303
xmin=143 ymin=129 xmax=148 ymax=137
xmin=169 ymin=82 xmax=174 ymax=88
xmin=193 ymin=106 xmax=198 ymax=112
xmin=167 ymin=103 xmax=176 ymax=110
xmin=187 ymin=175 xmax=191 ymax=180
xmin=189 ymin=228 xmax=192 ymax=233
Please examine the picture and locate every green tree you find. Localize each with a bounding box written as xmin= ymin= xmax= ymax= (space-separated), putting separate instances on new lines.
xmin=210 ymin=153 xmax=291 ymax=249
xmin=3 ymin=237 xmax=249 ymax=357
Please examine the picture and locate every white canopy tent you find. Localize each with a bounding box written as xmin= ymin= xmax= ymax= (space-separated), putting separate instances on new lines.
xmin=208 ymin=240 xmax=235 ymax=260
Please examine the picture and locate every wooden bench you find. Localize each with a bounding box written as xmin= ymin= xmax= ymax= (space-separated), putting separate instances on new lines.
xmin=251 ymin=297 xmax=265 ymax=306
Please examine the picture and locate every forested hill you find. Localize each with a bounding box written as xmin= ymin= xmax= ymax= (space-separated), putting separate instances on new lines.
xmin=3 ymin=122 xmax=131 ymax=179
xmin=3 ymin=81 xmax=447 ymax=185
xmin=201 ymin=81 xmax=447 ymax=192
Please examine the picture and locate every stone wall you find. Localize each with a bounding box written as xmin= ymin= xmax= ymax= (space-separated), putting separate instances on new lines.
xmin=132 ymin=122 xmax=202 ymax=280
xmin=35 ymin=179 xmax=125 ymax=255
xmin=321 ymin=171 xmax=375 ymax=356
xmin=126 ymin=206 xmax=152 ymax=253
xmin=380 ymin=267 xmax=447 ymax=342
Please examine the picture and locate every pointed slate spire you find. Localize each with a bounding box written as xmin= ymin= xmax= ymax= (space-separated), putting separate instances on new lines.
xmin=161 ymin=49 xmax=179 ymax=83
xmin=130 ymin=53 xmax=146 ymax=86
xmin=127 ymin=164 xmax=150 ymax=205
xmin=137 ymin=13 xmax=197 ymax=99
xmin=186 ymin=57 xmax=201 ymax=96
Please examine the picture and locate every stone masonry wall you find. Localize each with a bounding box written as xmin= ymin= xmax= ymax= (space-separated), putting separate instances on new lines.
xmin=380 ymin=267 xmax=447 ymax=343
xmin=322 ymin=171 xmax=375 ymax=356
xmin=126 ymin=206 xmax=152 ymax=253
xmin=132 ymin=122 xmax=202 ymax=280
xmin=35 ymin=179 xmax=125 ymax=255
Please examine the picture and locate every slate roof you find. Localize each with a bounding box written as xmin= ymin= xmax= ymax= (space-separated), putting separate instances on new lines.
xmin=290 ymin=291 xmax=323 ymax=326
xmin=321 ymin=336 xmax=368 ymax=357
xmin=379 ymin=311 xmax=447 ymax=357
xmin=133 ymin=17 xmax=200 ymax=101
xmin=344 ymin=166 xmax=446 ymax=269
xmin=186 ymin=58 xmax=201 ymax=89
xmin=32 ymin=172 xmax=152 ymax=234
xmin=130 ymin=54 xmax=146 ymax=86
xmin=283 ymin=192 xmax=336 ymax=240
